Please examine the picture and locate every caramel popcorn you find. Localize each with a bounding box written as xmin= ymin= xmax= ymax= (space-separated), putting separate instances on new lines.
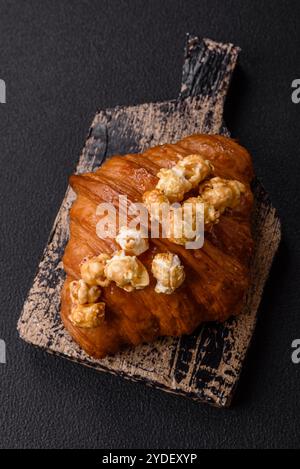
xmin=142 ymin=189 xmax=170 ymax=222
xmin=167 ymin=208 xmax=194 ymax=245
xmin=152 ymin=252 xmax=185 ymax=294
xmin=104 ymin=250 xmax=149 ymax=292
xmin=199 ymin=177 xmax=246 ymax=213
xmin=80 ymin=253 xmax=110 ymax=287
xmin=69 ymin=302 xmax=105 ymax=328
xmin=184 ymin=196 xmax=220 ymax=227
xmin=143 ymin=188 xmax=170 ymax=211
xmin=156 ymin=167 xmax=192 ymax=202
xmin=116 ymin=226 xmax=149 ymax=256
xmin=70 ymin=279 xmax=102 ymax=305
xmin=153 ymin=154 xmax=212 ymax=203
xmin=167 ymin=197 xmax=220 ymax=245
xmin=176 ymin=154 xmax=213 ymax=188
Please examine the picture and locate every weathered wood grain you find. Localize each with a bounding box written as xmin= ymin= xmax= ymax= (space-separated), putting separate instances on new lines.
xmin=17 ymin=36 xmax=281 ymax=407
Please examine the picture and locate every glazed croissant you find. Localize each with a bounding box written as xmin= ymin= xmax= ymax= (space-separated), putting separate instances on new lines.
xmin=61 ymin=134 xmax=254 ymax=358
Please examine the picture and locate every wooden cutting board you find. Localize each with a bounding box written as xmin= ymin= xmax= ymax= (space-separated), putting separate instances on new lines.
xmin=17 ymin=35 xmax=281 ymax=407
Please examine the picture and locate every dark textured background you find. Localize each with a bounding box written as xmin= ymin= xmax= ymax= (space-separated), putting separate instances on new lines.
xmin=0 ymin=0 xmax=299 ymax=449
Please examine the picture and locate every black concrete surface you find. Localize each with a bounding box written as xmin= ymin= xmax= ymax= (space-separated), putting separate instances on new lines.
xmin=0 ymin=0 xmax=299 ymax=449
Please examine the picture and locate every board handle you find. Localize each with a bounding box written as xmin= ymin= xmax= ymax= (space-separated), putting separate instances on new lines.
xmin=180 ymin=35 xmax=240 ymax=102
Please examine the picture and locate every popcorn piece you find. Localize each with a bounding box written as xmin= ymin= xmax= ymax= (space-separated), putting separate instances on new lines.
xmin=80 ymin=254 xmax=110 ymax=287
xmin=152 ymin=252 xmax=185 ymax=294
xmin=184 ymin=196 xmax=220 ymax=227
xmin=69 ymin=302 xmax=105 ymax=328
xmin=176 ymin=154 xmax=213 ymax=188
xmin=104 ymin=251 xmax=149 ymax=292
xmin=143 ymin=188 xmax=170 ymax=210
xmin=167 ymin=197 xmax=220 ymax=245
xmin=156 ymin=167 xmax=192 ymax=202
xmin=142 ymin=189 xmax=170 ymax=222
xmin=199 ymin=177 xmax=246 ymax=213
xmin=167 ymin=208 xmax=195 ymax=245
xmin=116 ymin=226 xmax=149 ymax=256
xmin=70 ymin=279 xmax=102 ymax=305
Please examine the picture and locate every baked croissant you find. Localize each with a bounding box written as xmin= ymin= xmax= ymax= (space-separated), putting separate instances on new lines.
xmin=61 ymin=134 xmax=254 ymax=358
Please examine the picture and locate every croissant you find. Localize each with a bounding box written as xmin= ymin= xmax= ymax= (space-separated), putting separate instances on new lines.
xmin=61 ymin=134 xmax=254 ymax=358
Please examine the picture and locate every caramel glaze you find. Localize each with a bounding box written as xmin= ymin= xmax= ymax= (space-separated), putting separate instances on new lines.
xmin=61 ymin=134 xmax=254 ymax=358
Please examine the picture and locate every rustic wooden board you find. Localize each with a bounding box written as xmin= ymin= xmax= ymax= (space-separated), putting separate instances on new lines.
xmin=18 ymin=36 xmax=281 ymax=407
